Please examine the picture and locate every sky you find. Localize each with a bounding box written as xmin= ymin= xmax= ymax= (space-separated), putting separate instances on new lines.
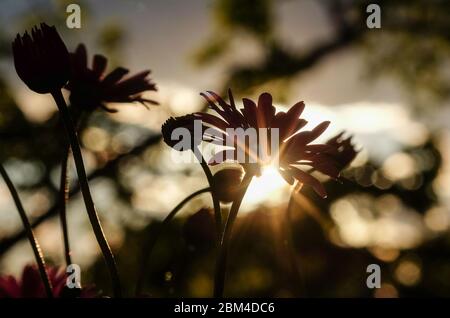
xmin=0 ymin=0 xmax=405 ymax=102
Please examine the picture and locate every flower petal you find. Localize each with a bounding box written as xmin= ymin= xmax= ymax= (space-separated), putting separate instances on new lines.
xmin=194 ymin=112 xmax=230 ymax=132
xmin=101 ymin=67 xmax=129 ymax=87
xmin=289 ymin=121 xmax=330 ymax=146
xmin=288 ymin=167 xmax=327 ymax=198
xmin=92 ymin=54 xmax=107 ymax=78
xmin=0 ymin=276 xmax=21 ymax=298
xmin=21 ymin=265 xmax=45 ymax=298
xmin=242 ymin=98 xmax=258 ymax=128
xmin=257 ymin=92 xmax=275 ymax=128
xmin=73 ymin=44 xmax=87 ymax=71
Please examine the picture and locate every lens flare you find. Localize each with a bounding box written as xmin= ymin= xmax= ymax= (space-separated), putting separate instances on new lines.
xmin=242 ymin=165 xmax=288 ymax=210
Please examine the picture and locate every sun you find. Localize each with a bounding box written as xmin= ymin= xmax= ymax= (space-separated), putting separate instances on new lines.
xmin=242 ymin=165 xmax=288 ymax=210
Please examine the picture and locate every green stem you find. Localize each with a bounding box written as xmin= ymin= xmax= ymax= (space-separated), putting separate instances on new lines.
xmin=135 ymin=187 xmax=210 ymax=296
xmin=59 ymin=145 xmax=72 ymax=267
xmin=0 ymin=163 xmax=53 ymax=298
xmin=51 ymin=90 xmax=122 ymax=298
xmin=213 ymin=172 xmax=254 ymax=298
xmin=195 ymin=148 xmax=222 ymax=240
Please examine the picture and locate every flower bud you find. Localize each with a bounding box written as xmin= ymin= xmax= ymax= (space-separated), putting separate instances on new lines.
xmin=212 ymin=166 xmax=244 ymax=203
xmin=12 ymin=23 xmax=70 ymax=94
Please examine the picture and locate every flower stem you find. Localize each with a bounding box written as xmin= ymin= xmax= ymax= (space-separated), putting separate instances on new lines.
xmin=135 ymin=187 xmax=210 ymax=296
xmin=51 ymin=90 xmax=122 ymax=298
xmin=195 ymin=148 xmax=222 ymax=239
xmin=59 ymin=145 xmax=72 ymax=267
xmin=58 ymin=109 xmax=83 ymax=268
xmin=213 ymin=172 xmax=254 ymax=297
xmin=0 ymin=163 xmax=53 ymax=298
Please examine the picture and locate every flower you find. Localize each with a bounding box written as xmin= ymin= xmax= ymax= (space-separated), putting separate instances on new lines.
xmin=211 ymin=166 xmax=244 ymax=203
xmin=194 ymin=90 xmax=357 ymax=198
xmin=0 ymin=265 xmax=96 ymax=298
xmin=324 ymin=132 xmax=358 ymax=171
xmin=66 ymin=44 xmax=157 ymax=113
xmin=12 ymin=23 xmax=70 ymax=94
xmin=161 ymin=114 xmax=202 ymax=150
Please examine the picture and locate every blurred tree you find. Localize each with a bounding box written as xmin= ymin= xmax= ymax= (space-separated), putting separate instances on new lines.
xmin=194 ymin=0 xmax=450 ymax=107
xmin=97 ymin=21 xmax=127 ymax=67
xmin=363 ymin=0 xmax=450 ymax=107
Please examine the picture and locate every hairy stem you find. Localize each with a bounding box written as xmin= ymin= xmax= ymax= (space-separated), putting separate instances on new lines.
xmin=0 ymin=163 xmax=53 ymax=298
xmin=51 ymin=90 xmax=122 ymax=298
xmin=213 ymin=172 xmax=254 ymax=297
xmin=58 ymin=109 xmax=83 ymax=268
xmin=135 ymin=187 xmax=210 ymax=296
xmin=59 ymin=145 xmax=72 ymax=266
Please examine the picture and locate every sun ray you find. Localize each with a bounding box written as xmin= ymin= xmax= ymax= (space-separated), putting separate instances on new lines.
xmin=242 ymin=165 xmax=288 ymax=210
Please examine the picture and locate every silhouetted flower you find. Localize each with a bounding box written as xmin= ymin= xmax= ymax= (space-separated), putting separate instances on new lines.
xmin=161 ymin=114 xmax=202 ymax=150
xmin=12 ymin=23 xmax=70 ymax=94
xmin=66 ymin=44 xmax=157 ymax=113
xmin=324 ymin=132 xmax=358 ymax=172
xmin=212 ymin=166 xmax=244 ymax=203
xmin=195 ymin=90 xmax=357 ymax=198
xmin=0 ymin=265 xmax=96 ymax=298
